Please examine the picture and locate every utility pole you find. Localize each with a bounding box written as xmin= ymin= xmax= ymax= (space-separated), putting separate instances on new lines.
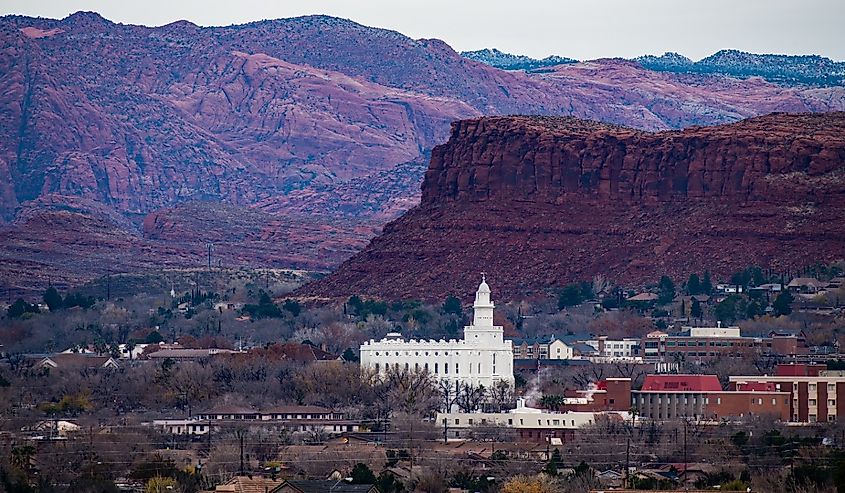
xmin=625 ymin=436 xmax=630 ymax=489
xmin=683 ymin=420 xmax=688 ymax=491
xmin=238 ymin=429 xmax=245 ymax=476
xmin=206 ymin=243 xmax=213 ymax=271
xmin=206 ymin=422 xmax=212 ymax=456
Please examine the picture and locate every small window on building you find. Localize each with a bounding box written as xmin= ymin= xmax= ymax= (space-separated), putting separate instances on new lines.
xmin=468 ymin=419 xmax=473 ymax=425
xmin=455 ymin=419 xmax=460 ymax=424
xmin=810 ymin=399 xmax=817 ymax=406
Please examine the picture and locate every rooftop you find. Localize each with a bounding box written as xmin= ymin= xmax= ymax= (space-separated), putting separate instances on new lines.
xmin=640 ymin=374 xmax=722 ymax=392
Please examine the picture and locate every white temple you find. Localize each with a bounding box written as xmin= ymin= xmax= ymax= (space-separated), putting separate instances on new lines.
xmin=359 ymin=276 xmax=514 ymax=387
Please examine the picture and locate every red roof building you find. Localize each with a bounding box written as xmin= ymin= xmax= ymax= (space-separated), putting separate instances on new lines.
xmin=775 ymin=363 xmax=826 ymax=377
xmin=634 ymin=374 xmax=789 ymax=422
xmin=640 ymin=375 xmax=722 ymax=392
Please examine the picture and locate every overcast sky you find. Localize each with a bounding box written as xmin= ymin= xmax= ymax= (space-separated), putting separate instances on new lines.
xmin=5 ymin=0 xmax=844 ymax=61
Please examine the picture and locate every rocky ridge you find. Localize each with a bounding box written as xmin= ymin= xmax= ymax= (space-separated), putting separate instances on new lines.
xmin=301 ymin=112 xmax=845 ymax=302
xmin=636 ymin=50 xmax=845 ymax=86
xmin=460 ymin=48 xmax=577 ymax=71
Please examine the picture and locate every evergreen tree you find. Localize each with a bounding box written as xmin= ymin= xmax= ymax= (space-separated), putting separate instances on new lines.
xmin=544 ymin=448 xmax=562 ymax=476
xmin=350 ymin=463 xmax=376 ymax=484
xmin=43 ymin=286 xmax=63 ymax=312
xmin=658 ymin=276 xmax=676 ymax=305
xmin=687 ymin=273 xmax=701 ymax=295
xmin=282 ymin=299 xmax=301 ymax=317
xmin=342 ymin=348 xmax=359 ymax=362
xmin=690 ymin=298 xmax=703 ymax=320
xmin=557 ymin=284 xmax=583 ymax=309
xmin=442 ymin=295 xmax=462 ymax=316
xmin=7 ymin=299 xmax=39 ymax=319
xmin=746 ymin=300 xmax=763 ymax=319
xmin=702 ymin=271 xmax=713 ymax=294
xmin=772 ymin=291 xmax=794 ymax=317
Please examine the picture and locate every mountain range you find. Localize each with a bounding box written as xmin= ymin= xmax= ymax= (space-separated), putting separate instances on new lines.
xmin=463 ymin=47 xmax=845 ymax=87
xmin=2 ymin=11 xmax=845 ymax=296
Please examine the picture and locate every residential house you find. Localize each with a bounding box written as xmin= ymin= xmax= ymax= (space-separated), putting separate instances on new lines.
xmin=200 ymin=476 xmax=283 ymax=492
xmin=827 ymin=277 xmax=845 ymax=290
xmin=510 ymin=335 xmax=575 ymax=360
xmin=30 ymin=353 xmax=120 ymax=371
xmin=788 ymin=277 xmax=827 ymax=295
xmin=145 ymin=348 xmax=238 ymax=360
xmin=23 ymin=420 xmax=81 ymax=438
xmin=716 ymin=284 xmax=744 ymax=294
xmin=627 ymin=293 xmax=658 ymax=303
xmin=273 ymin=481 xmax=378 ymax=493
xmin=213 ymin=302 xmax=244 ymax=313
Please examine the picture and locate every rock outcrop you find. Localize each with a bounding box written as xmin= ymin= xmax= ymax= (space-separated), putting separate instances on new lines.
xmin=302 ymin=112 xmax=845 ymax=302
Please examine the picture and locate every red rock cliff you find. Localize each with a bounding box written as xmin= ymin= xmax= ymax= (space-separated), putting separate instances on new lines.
xmin=302 ymin=112 xmax=845 ymax=302
xmin=423 ymin=114 xmax=845 ymax=206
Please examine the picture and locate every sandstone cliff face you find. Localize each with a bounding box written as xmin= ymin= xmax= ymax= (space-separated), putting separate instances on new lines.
xmin=303 ymin=113 xmax=845 ymax=302
xmin=423 ymin=113 xmax=845 ymax=205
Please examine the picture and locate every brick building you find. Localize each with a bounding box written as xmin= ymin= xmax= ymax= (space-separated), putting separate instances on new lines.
xmin=560 ymin=378 xmax=633 ymax=412
xmin=643 ymin=324 xmax=807 ymax=363
xmin=633 ymin=374 xmax=790 ymax=421
xmin=729 ymin=364 xmax=845 ymax=423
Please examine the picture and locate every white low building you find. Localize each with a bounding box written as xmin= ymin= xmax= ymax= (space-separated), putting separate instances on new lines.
xmin=436 ymin=398 xmax=632 ymax=443
xmin=360 ymin=277 xmax=514 ymax=388
xmin=683 ymin=322 xmax=741 ymax=338
xmin=584 ymin=336 xmax=641 ymax=359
